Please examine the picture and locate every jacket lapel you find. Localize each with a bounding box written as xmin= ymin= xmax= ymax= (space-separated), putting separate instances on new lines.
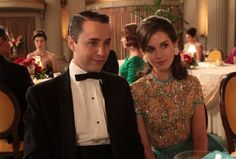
xmin=100 ymin=73 xmax=115 ymax=140
xmin=59 ymin=70 xmax=77 ymax=159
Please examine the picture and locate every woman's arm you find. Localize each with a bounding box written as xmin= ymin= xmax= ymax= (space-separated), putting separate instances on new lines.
xmin=136 ymin=115 xmax=156 ymax=159
xmin=192 ymin=103 xmax=208 ymax=151
xmin=49 ymin=53 xmax=58 ymax=72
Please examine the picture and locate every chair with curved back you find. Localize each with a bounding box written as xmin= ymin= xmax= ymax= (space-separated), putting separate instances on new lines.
xmin=207 ymin=48 xmax=223 ymax=62
xmin=219 ymin=72 xmax=236 ymax=153
xmin=0 ymin=84 xmax=24 ymax=159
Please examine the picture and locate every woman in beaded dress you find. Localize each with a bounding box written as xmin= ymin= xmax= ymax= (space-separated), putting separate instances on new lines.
xmin=130 ymin=16 xmax=207 ymax=159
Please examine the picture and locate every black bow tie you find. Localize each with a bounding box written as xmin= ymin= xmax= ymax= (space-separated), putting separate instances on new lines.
xmin=75 ymin=72 xmax=103 ymax=81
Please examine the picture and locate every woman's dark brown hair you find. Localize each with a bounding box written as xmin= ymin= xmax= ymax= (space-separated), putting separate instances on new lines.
xmin=186 ymin=27 xmax=197 ymax=37
xmin=136 ymin=16 xmax=188 ymax=80
xmin=32 ymin=29 xmax=47 ymax=41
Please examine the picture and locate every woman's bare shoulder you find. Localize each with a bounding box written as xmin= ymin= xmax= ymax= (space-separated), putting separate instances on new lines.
xmin=27 ymin=51 xmax=36 ymax=58
xmin=45 ymin=51 xmax=55 ymax=57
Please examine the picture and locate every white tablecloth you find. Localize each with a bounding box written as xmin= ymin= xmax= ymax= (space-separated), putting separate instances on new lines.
xmin=190 ymin=63 xmax=236 ymax=139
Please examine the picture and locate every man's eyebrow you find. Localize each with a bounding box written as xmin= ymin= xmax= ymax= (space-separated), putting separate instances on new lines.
xmin=88 ymin=38 xmax=111 ymax=41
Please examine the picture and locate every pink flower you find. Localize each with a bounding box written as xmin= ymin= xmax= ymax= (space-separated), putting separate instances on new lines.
xmin=9 ymin=34 xmax=22 ymax=48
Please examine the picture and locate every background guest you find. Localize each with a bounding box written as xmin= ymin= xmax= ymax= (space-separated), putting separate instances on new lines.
xmin=183 ymin=27 xmax=203 ymax=61
xmin=102 ymin=49 xmax=119 ymax=74
xmin=131 ymin=16 xmax=207 ymax=159
xmin=0 ymin=25 xmax=33 ymax=141
xmin=120 ymin=23 xmax=145 ymax=84
xmin=27 ymin=29 xmax=57 ymax=75
xmin=225 ymin=47 xmax=236 ymax=64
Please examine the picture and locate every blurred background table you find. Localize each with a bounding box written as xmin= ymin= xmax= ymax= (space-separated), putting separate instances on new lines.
xmin=190 ymin=63 xmax=236 ymax=139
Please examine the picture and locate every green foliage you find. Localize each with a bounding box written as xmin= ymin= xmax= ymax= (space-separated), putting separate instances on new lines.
xmin=133 ymin=0 xmax=188 ymax=24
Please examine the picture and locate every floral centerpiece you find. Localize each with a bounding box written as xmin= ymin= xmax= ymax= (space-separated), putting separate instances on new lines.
xmin=14 ymin=57 xmax=48 ymax=79
xmin=9 ymin=34 xmax=23 ymax=55
xmin=182 ymin=53 xmax=198 ymax=69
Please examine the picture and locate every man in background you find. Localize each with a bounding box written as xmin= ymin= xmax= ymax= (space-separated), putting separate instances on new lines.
xmin=24 ymin=11 xmax=144 ymax=159
xmin=0 ymin=26 xmax=33 ymax=141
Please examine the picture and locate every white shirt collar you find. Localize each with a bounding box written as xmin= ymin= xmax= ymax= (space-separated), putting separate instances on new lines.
xmin=69 ymin=60 xmax=87 ymax=82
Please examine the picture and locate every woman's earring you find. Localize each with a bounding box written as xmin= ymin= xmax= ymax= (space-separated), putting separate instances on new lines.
xmin=174 ymin=48 xmax=179 ymax=55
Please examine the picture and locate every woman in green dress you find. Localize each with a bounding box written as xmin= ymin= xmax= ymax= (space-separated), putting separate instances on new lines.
xmin=130 ymin=16 xmax=207 ymax=159
xmin=120 ymin=23 xmax=145 ymax=84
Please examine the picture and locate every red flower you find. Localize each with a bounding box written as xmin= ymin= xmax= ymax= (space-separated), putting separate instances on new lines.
xmin=13 ymin=57 xmax=25 ymax=65
xmin=22 ymin=58 xmax=35 ymax=66
xmin=183 ymin=54 xmax=193 ymax=65
xmin=14 ymin=57 xmax=49 ymax=79
xmin=35 ymin=64 xmax=42 ymax=74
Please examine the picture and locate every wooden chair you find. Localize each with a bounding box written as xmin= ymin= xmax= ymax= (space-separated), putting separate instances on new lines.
xmin=219 ymin=72 xmax=236 ymax=153
xmin=207 ymin=48 xmax=223 ymax=62
xmin=0 ymin=84 xmax=24 ymax=159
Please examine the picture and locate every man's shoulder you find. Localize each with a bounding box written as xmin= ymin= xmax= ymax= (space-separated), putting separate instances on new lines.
xmin=102 ymin=71 xmax=126 ymax=82
xmin=2 ymin=61 xmax=28 ymax=72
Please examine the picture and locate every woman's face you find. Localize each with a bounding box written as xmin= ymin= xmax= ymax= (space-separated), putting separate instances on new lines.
xmin=144 ymin=31 xmax=176 ymax=76
xmin=185 ymin=34 xmax=194 ymax=43
xmin=34 ymin=36 xmax=46 ymax=50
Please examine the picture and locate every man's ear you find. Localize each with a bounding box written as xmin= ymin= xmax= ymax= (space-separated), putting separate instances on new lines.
xmin=67 ymin=36 xmax=75 ymax=51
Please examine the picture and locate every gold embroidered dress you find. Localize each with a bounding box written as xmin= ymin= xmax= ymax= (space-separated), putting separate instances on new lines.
xmin=130 ymin=74 xmax=204 ymax=149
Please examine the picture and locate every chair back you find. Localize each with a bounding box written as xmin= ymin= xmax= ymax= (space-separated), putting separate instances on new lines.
xmin=220 ymin=72 xmax=236 ymax=153
xmin=0 ymin=84 xmax=22 ymax=158
xmin=207 ymin=48 xmax=223 ymax=62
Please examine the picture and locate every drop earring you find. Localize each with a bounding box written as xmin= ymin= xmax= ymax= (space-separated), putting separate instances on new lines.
xmin=174 ymin=48 xmax=179 ymax=55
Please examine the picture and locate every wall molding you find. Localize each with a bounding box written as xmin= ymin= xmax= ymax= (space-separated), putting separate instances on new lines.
xmin=0 ymin=0 xmax=45 ymax=11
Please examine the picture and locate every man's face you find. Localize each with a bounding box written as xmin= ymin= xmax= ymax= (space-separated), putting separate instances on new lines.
xmin=0 ymin=32 xmax=10 ymax=58
xmin=69 ymin=20 xmax=111 ymax=72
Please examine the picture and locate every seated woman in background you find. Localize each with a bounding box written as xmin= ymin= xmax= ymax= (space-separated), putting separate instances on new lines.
xmin=131 ymin=16 xmax=208 ymax=159
xmin=225 ymin=47 xmax=236 ymax=64
xmin=183 ymin=27 xmax=203 ymax=61
xmin=27 ymin=29 xmax=57 ymax=75
xmin=120 ymin=23 xmax=145 ymax=84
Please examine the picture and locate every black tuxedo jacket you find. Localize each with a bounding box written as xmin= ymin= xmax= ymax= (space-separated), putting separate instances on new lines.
xmin=0 ymin=55 xmax=33 ymax=140
xmin=24 ymin=70 xmax=144 ymax=159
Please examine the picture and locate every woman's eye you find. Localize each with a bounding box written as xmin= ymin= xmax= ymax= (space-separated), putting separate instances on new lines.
xmin=161 ymin=43 xmax=168 ymax=49
xmin=146 ymin=46 xmax=155 ymax=53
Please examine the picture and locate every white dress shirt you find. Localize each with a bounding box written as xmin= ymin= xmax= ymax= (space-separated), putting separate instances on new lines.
xmin=69 ymin=61 xmax=110 ymax=146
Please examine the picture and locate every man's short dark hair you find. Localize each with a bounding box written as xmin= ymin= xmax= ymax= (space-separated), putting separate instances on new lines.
xmin=0 ymin=26 xmax=8 ymax=40
xmin=68 ymin=10 xmax=110 ymax=43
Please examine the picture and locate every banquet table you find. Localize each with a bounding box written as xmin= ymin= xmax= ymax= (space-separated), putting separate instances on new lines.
xmin=189 ymin=62 xmax=236 ymax=139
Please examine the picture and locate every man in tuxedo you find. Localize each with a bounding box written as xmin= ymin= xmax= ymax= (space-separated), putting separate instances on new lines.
xmin=24 ymin=11 xmax=144 ymax=159
xmin=0 ymin=26 xmax=33 ymax=141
